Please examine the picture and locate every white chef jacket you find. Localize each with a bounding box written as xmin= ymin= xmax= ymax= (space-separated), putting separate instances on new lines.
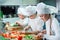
xmin=17 ymin=18 xmax=29 ymax=27
xmin=44 ymin=18 xmax=60 ymax=40
xmin=28 ymin=17 xmax=44 ymax=31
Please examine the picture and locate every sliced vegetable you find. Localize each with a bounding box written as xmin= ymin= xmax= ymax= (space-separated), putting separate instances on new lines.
xmin=25 ymin=35 xmax=34 ymax=40
xmin=13 ymin=24 xmax=19 ymax=27
xmin=17 ymin=35 xmax=22 ymax=40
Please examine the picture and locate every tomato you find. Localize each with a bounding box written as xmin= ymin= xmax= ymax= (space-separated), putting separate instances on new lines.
xmin=3 ymin=33 xmax=10 ymax=38
xmin=17 ymin=36 xmax=22 ymax=40
xmin=10 ymin=34 xmax=17 ymax=38
xmin=11 ymin=31 xmax=16 ymax=34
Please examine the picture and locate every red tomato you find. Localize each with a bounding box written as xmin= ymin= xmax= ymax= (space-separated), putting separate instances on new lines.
xmin=17 ymin=36 xmax=22 ymax=40
xmin=13 ymin=31 xmax=18 ymax=34
xmin=11 ymin=31 xmax=16 ymax=34
xmin=3 ymin=34 xmax=6 ymax=37
xmin=3 ymin=34 xmax=10 ymax=38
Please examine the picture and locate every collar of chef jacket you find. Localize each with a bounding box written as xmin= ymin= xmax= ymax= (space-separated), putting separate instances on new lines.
xmin=45 ymin=18 xmax=60 ymax=36
xmin=28 ymin=17 xmax=38 ymax=31
xmin=44 ymin=18 xmax=60 ymax=40
xmin=46 ymin=18 xmax=52 ymax=35
xmin=18 ymin=18 xmax=29 ymax=26
xmin=28 ymin=17 xmax=44 ymax=31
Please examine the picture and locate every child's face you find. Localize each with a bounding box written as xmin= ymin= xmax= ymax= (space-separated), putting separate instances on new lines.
xmin=29 ymin=14 xmax=37 ymax=19
xmin=39 ymin=14 xmax=50 ymax=22
xmin=18 ymin=14 xmax=25 ymax=19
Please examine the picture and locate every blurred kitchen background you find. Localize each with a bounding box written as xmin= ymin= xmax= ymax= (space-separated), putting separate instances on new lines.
xmin=0 ymin=0 xmax=60 ymax=31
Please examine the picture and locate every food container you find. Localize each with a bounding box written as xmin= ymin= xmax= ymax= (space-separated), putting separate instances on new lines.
xmin=5 ymin=26 xmax=23 ymax=31
xmin=5 ymin=22 xmax=23 ymax=31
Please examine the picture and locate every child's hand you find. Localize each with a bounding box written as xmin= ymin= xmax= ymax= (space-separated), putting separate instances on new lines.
xmin=24 ymin=26 xmax=30 ymax=31
xmin=36 ymin=33 xmax=44 ymax=38
xmin=19 ymin=31 xmax=25 ymax=34
xmin=24 ymin=27 xmax=29 ymax=31
xmin=16 ymin=21 xmax=22 ymax=26
xmin=16 ymin=21 xmax=19 ymax=24
xmin=42 ymin=30 xmax=46 ymax=34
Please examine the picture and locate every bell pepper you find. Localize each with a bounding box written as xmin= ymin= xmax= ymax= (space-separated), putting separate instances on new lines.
xmin=17 ymin=35 xmax=22 ymax=40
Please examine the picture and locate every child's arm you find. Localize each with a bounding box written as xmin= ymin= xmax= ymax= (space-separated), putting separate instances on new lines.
xmin=24 ymin=26 xmax=31 ymax=31
xmin=28 ymin=31 xmax=41 ymax=35
xmin=41 ymin=30 xmax=46 ymax=34
xmin=16 ymin=21 xmax=22 ymax=26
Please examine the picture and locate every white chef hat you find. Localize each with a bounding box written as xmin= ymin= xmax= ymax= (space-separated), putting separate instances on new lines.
xmin=25 ymin=6 xmax=36 ymax=16
xmin=36 ymin=2 xmax=58 ymax=15
xmin=47 ymin=5 xmax=58 ymax=14
xmin=17 ymin=7 xmax=29 ymax=16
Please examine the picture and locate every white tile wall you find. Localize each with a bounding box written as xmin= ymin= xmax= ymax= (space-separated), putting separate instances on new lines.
xmin=0 ymin=0 xmax=37 ymax=5
xmin=3 ymin=17 xmax=19 ymax=24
